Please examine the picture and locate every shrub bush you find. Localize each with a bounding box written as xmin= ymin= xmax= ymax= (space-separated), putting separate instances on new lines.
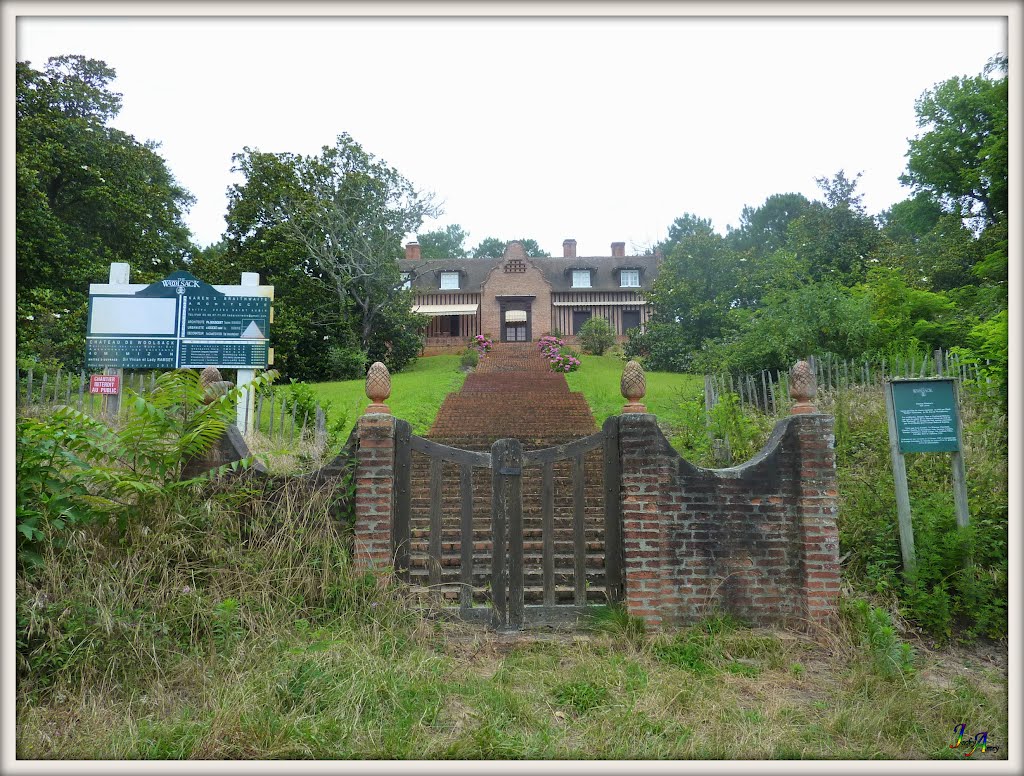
xmin=16 ymin=369 xmax=277 ymax=569
xmin=577 ymin=317 xmax=615 ymax=356
xmin=324 ymin=345 xmax=367 ymax=381
xmin=460 ymin=348 xmax=479 ymax=369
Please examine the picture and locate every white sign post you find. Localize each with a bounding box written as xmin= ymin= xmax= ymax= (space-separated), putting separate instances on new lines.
xmin=103 ymin=262 xmax=130 ymax=418
xmin=236 ymin=272 xmax=259 ymax=435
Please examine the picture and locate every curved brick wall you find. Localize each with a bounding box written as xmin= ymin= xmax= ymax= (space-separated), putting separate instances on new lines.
xmin=617 ymin=412 xmax=840 ymax=629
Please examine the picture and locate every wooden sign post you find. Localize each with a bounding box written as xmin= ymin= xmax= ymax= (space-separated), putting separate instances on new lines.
xmin=884 ymin=377 xmax=970 ymax=574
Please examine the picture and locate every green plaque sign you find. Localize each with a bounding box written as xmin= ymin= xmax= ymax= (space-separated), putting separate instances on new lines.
xmin=890 ymin=379 xmax=960 ymax=453
xmin=179 ymin=341 xmax=268 ymax=369
xmin=86 ymin=337 xmax=178 ymax=369
xmin=86 ymin=271 xmax=271 ymax=370
xmin=182 ymin=295 xmax=270 ymax=340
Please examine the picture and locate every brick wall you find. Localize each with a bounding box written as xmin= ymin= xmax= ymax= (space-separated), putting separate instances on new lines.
xmin=350 ymin=404 xmax=840 ymax=628
xmin=617 ymin=412 xmax=839 ymax=629
xmin=480 ymin=243 xmax=553 ymax=339
xmin=353 ymin=413 xmax=397 ymax=571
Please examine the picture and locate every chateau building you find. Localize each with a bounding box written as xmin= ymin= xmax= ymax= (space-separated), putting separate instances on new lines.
xmin=398 ymin=239 xmax=659 ymax=349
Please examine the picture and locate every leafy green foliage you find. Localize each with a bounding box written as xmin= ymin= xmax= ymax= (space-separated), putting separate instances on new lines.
xmin=638 ymin=56 xmax=1007 ymax=382
xmin=725 ymin=192 xmax=810 ymax=256
xmin=324 ymin=344 xmax=368 ymax=381
xmin=695 ymin=282 xmax=876 ymax=375
xmin=901 ymin=55 xmax=1007 ymax=228
xmin=636 ymin=226 xmax=742 ymax=372
xmin=16 ymin=55 xmax=195 ymax=369
xmin=665 ymin=392 xmax=773 ymax=468
xmin=460 ymin=348 xmax=479 ymax=369
xmin=841 ymin=598 xmax=915 ymax=679
xmin=470 ymin=237 xmax=550 ymax=258
xmin=16 ymin=369 xmax=277 ymax=567
xmin=576 ymin=316 xmax=615 ymax=356
xmin=787 ymin=171 xmax=882 ymax=285
xmin=417 ymin=223 xmax=468 ymax=258
xmin=219 ymin=133 xmax=432 ymax=379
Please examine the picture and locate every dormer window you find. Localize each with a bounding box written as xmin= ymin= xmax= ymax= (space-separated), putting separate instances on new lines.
xmin=401 ymin=273 xmax=412 ymax=290
xmin=440 ymin=272 xmax=460 ymax=290
xmin=571 ymin=269 xmax=592 ymax=288
xmin=620 ymin=269 xmax=640 ymax=288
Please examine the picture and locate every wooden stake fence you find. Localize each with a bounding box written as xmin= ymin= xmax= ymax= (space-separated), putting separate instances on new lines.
xmin=17 ymin=370 xmax=329 ymax=456
xmin=704 ymin=348 xmax=996 ymax=420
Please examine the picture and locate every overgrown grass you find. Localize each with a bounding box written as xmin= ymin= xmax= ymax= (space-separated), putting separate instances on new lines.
xmin=17 ymin=501 xmax=1008 ymax=761
xmin=822 ymin=383 xmax=1008 ymax=642
xmin=15 ymin=351 xmax=1008 ymax=758
xmin=310 ymin=355 xmax=466 ymax=441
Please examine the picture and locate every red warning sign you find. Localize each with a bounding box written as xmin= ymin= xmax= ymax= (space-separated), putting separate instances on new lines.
xmin=89 ymin=374 xmax=120 ymax=394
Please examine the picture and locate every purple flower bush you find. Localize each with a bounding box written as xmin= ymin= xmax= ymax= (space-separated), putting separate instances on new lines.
xmin=538 ymin=335 xmax=581 ymax=373
xmin=474 ymin=334 xmax=493 ymax=358
xmin=538 ymin=335 xmax=564 ymax=359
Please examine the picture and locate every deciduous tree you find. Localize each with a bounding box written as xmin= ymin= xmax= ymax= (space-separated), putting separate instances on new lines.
xmin=470 ymin=237 xmax=550 ymax=258
xmin=418 ymin=224 xmax=468 ymax=259
xmin=16 ymin=55 xmax=195 ymax=367
xmin=901 ymin=55 xmax=1007 ymax=229
xmin=224 ymin=134 xmax=436 ymax=377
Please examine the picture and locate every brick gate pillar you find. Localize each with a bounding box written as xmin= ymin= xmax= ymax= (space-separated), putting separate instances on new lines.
xmin=789 ymin=360 xmax=841 ymax=623
xmin=617 ymin=360 xmax=670 ymax=627
xmin=353 ymin=361 xmax=397 ymax=572
xmin=793 ymin=413 xmax=840 ymax=622
xmin=353 ymin=412 xmax=396 ymax=571
xmin=618 ymin=411 xmax=672 ymax=629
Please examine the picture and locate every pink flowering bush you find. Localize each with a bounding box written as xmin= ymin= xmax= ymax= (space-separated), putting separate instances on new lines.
xmin=538 ymin=335 xmax=564 ymax=359
xmin=474 ymin=334 xmax=493 ymax=358
xmin=538 ymin=335 xmax=581 ymax=373
xmin=549 ymin=353 xmax=582 ymax=373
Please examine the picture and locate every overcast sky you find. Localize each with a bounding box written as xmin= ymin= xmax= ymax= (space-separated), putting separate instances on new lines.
xmin=15 ymin=14 xmax=1008 ymax=256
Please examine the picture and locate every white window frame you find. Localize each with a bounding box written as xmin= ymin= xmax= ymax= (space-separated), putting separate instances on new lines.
xmin=571 ymin=269 xmax=591 ymax=288
xmin=439 ymin=271 xmax=460 ymax=290
xmin=620 ymin=269 xmax=640 ymax=288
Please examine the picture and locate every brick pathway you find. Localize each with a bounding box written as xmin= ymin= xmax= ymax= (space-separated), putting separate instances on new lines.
xmin=427 ymin=342 xmax=597 ymax=448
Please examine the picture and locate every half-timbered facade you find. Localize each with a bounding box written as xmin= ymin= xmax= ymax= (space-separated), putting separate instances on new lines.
xmin=399 ymin=239 xmax=659 ymax=350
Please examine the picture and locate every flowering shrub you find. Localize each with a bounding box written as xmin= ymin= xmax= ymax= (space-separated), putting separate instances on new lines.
xmin=473 ymin=334 xmax=493 ymax=358
xmin=538 ymin=335 xmax=580 ymax=372
xmin=538 ymin=335 xmax=564 ymax=359
xmin=549 ymin=353 xmax=581 ymax=373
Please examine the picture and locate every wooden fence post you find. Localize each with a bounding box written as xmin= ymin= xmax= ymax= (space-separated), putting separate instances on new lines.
xmin=884 ymin=381 xmax=916 ymax=574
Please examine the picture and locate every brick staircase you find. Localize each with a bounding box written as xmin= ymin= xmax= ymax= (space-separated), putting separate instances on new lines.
xmin=406 ymin=343 xmax=609 ymax=606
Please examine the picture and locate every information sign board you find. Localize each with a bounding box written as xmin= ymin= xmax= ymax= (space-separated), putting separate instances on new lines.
xmin=86 ymin=338 xmax=178 ymax=369
xmin=179 ymin=340 xmax=269 ymax=368
xmin=86 ymin=271 xmax=271 ymax=370
xmin=89 ymin=375 xmax=121 ymax=394
xmin=890 ymin=379 xmax=960 ymax=453
xmin=182 ymin=295 xmax=270 ymax=340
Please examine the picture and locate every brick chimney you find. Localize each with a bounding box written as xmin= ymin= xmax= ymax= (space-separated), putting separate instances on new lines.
xmin=405 ymin=241 xmax=420 ymax=260
xmin=611 ymin=241 xmax=625 ymax=258
xmin=563 ymin=239 xmax=577 ymax=258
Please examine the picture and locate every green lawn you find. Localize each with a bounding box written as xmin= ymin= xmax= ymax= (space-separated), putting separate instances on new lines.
xmin=565 ymin=353 xmax=704 ymax=429
xmin=311 ymin=355 xmax=466 ymax=439
xmin=307 ymin=353 xmax=701 ymax=445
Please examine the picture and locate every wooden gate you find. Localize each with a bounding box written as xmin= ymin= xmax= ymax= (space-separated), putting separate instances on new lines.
xmin=392 ymin=417 xmax=622 ymax=630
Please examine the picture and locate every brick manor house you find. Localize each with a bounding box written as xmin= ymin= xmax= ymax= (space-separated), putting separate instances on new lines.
xmin=399 ymin=238 xmax=660 ymax=350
